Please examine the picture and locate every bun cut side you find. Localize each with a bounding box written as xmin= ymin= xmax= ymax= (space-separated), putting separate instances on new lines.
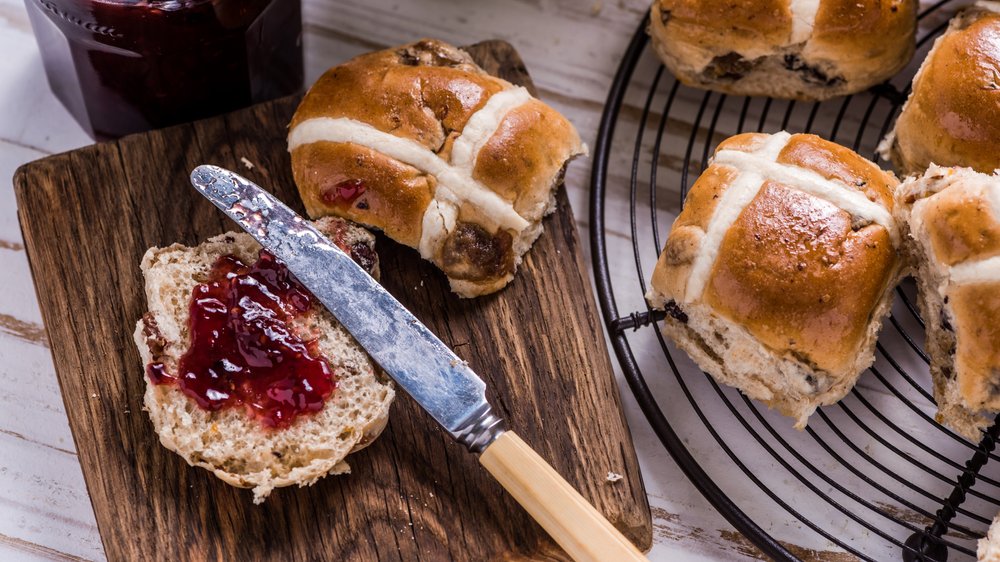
xmin=133 ymin=218 xmax=395 ymax=503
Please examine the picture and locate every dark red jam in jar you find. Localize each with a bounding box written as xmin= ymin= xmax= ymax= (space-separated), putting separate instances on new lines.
xmin=148 ymin=249 xmax=334 ymax=428
xmin=24 ymin=0 xmax=303 ymax=140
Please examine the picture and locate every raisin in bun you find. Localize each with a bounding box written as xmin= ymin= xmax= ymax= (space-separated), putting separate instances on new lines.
xmin=649 ymin=0 xmax=917 ymax=101
xmin=896 ymin=166 xmax=1000 ymax=440
xmin=288 ymin=39 xmax=585 ymax=298
xmin=646 ymin=132 xmax=903 ymax=427
xmin=882 ymin=2 xmax=1000 ymax=177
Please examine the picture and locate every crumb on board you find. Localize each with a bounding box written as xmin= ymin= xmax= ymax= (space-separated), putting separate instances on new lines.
xmin=606 ymin=471 xmax=623 ymax=483
xmin=240 ymin=157 xmax=255 ymax=170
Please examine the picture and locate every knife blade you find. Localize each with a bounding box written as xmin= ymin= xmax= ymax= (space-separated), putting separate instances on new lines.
xmin=189 ymin=164 xmax=503 ymax=452
xmin=190 ymin=165 xmax=646 ymax=562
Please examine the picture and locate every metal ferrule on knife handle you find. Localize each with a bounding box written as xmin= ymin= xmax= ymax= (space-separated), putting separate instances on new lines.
xmin=190 ymin=166 xmax=647 ymax=562
xmin=452 ymin=403 xmax=506 ymax=453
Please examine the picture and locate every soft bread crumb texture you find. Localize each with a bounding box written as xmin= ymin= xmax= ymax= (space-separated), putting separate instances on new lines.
xmin=133 ymin=217 xmax=395 ymax=503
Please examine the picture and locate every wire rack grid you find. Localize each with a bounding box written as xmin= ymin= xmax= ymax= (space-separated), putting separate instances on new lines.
xmin=589 ymin=3 xmax=1000 ymax=560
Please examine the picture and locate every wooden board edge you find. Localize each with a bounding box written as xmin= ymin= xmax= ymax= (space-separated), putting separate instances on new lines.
xmin=11 ymin=38 xmax=655 ymax=556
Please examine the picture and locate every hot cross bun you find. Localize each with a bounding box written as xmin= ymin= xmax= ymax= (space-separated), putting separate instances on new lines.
xmin=647 ymin=131 xmax=903 ymax=427
xmin=288 ymin=39 xmax=585 ymax=297
xmin=896 ymin=165 xmax=1000 ymax=440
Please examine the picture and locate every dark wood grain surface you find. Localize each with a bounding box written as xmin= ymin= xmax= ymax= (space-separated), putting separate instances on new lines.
xmin=13 ymin=41 xmax=651 ymax=561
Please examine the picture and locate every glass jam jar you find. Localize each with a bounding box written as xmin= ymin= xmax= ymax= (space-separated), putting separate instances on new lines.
xmin=24 ymin=0 xmax=304 ymax=140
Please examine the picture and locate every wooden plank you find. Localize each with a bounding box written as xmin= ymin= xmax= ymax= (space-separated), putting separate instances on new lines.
xmin=13 ymin=40 xmax=651 ymax=561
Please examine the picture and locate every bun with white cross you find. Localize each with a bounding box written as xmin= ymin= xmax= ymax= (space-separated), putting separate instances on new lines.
xmin=646 ymin=131 xmax=903 ymax=428
xmin=287 ymin=39 xmax=586 ymax=298
xmin=648 ymin=0 xmax=917 ymax=101
xmin=896 ymin=165 xmax=1000 ymax=440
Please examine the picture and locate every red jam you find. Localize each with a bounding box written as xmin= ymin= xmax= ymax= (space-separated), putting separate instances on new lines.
xmin=148 ymin=250 xmax=335 ymax=428
xmin=321 ymin=179 xmax=367 ymax=207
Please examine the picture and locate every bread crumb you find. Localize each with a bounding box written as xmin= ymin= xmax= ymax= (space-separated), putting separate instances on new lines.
xmin=591 ymin=0 xmax=602 ymax=16
xmin=240 ymin=157 xmax=255 ymax=170
xmin=606 ymin=471 xmax=623 ymax=483
xmin=91 ymin=393 xmax=97 ymax=398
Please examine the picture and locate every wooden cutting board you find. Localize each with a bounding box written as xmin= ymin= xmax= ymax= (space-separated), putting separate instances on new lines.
xmin=13 ymin=41 xmax=651 ymax=561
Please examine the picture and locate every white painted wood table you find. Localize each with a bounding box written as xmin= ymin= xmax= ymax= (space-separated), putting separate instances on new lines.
xmin=0 ymin=0 xmax=936 ymax=560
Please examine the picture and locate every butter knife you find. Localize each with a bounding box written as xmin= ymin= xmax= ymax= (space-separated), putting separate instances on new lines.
xmin=190 ymin=165 xmax=646 ymax=562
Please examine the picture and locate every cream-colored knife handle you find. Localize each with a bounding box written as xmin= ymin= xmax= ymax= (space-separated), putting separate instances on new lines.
xmin=479 ymin=431 xmax=647 ymax=562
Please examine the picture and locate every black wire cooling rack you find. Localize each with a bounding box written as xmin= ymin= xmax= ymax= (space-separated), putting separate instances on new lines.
xmin=589 ymin=3 xmax=1000 ymax=561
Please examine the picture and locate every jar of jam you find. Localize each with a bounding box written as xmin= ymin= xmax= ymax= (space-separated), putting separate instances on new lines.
xmin=24 ymin=0 xmax=304 ymax=140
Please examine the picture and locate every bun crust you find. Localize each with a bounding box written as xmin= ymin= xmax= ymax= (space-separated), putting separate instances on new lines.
xmin=885 ymin=2 xmax=1000 ymax=176
xmin=133 ymin=218 xmax=395 ymax=503
xmin=648 ymin=132 xmax=902 ymax=427
xmin=289 ymin=39 xmax=585 ymax=297
xmin=648 ymin=0 xmax=917 ymax=100
xmin=896 ymin=165 xmax=1000 ymax=439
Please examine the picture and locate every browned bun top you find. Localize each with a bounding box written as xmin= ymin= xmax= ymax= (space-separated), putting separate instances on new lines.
xmin=919 ymin=178 xmax=1000 ymax=266
xmin=655 ymin=0 xmax=914 ymax=49
xmin=776 ymin=134 xmax=896 ymax=210
xmin=702 ymin=180 xmax=895 ymax=373
xmin=893 ymin=6 xmax=1000 ymax=174
xmin=654 ymin=132 xmax=899 ymax=374
xmin=290 ymin=40 xmax=507 ymax=152
xmin=809 ymin=0 xmax=916 ymax=61
xmin=655 ymin=0 xmax=792 ymax=48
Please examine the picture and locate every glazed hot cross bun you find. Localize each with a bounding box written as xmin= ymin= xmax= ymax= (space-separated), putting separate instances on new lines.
xmin=647 ymin=132 xmax=903 ymax=427
xmin=288 ymin=39 xmax=585 ymax=297
xmin=896 ymin=166 xmax=1000 ymax=440
xmin=649 ymin=0 xmax=917 ymax=101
